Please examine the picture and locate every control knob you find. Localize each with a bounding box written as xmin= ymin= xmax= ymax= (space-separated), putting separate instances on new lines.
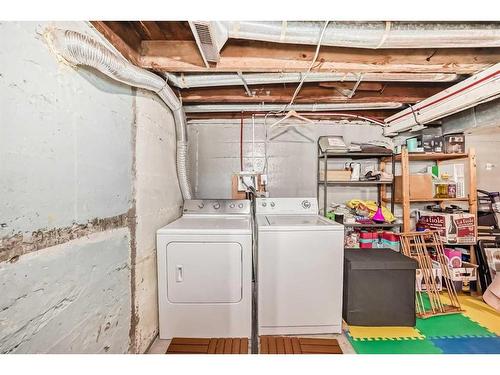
xmin=301 ymin=200 xmax=311 ymax=209
xmin=213 ymin=202 xmax=221 ymax=209
xmin=238 ymin=203 xmax=244 ymax=208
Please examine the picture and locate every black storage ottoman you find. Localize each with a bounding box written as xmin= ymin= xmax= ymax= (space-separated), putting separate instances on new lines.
xmin=343 ymin=249 xmax=418 ymax=326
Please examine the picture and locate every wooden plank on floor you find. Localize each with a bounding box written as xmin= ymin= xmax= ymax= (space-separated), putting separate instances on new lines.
xmin=167 ymin=337 xmax=249 ymax=354
xmin=284 ymin=337 xmax=294 ymax=354
xmin=276 ymin=337 xmax=285 ymax=354
xmin=260 ymin=336 xmax=269 ymax=354
xmin=215 ymin=338 xmax=225 ymax=354
xmin=231 ymin=338 xmax=241 ymax=354
xmin=207 ymin=338 xmax=217 ymax=354
xmin=268 ymin=336 xmax=277 ymax=354
xmin=224 ymin=338 xmax=233 ymax=354
xmin=300 ymin=344 xmax=343 ymax=354
xmin=291 ymin=337 xmax=302 ymax=354
xmin=240 ymin=338 xmax=249 ymax=354
xmin=298 ymin=338 xmax=341 ymax=346
xmin=259 ymin=336 xmax=343 ymax=354
xmin=170 ymin=337 xmax=210 ymax=346
xmin=167 ymin=344 xmax=209 ymax=354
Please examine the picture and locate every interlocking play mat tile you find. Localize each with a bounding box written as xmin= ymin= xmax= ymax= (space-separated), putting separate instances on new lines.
xmin=440 ymin=294 xmax=500 ymax=335
xmin=416 ymin=313 xmax=495 ymax=338
xmin=348 ymin=326 xmax=424 ymax=340
xmin=431 ymin=337 xmax=500 ymax=354
xmin=348 ymin=336 xmax=442 ymax=354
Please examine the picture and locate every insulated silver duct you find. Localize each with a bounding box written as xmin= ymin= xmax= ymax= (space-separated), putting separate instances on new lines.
xmin=45 ymin=28 xmax=193 ymax=199
xmin=220 ymin=21 xmax=500 ymax=49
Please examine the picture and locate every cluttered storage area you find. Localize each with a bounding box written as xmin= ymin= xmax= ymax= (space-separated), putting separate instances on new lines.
xmin=1 ymin=20 xmax=500 ymax=356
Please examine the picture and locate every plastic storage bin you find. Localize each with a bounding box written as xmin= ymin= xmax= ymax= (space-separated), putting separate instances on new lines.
xmin=343 ymin=249 xmax=418 ymax=326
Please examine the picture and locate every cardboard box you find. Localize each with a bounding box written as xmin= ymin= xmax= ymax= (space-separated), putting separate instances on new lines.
xmin=319 ymin=169 xmax=351 ymax=181
xmin=416 ymin=266 xmax=443 ymax=292
xmin=443 ymin=133 xmax=465 ymax=154
xmin=416 ymin=211 xmax=476 ymax=245
xmin=394 ymin=174 xmax=434 ymax=201
xmin=448 ymin=261 xmax=478 ymax=282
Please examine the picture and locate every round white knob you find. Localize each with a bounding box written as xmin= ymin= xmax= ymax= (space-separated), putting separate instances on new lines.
xmin=213 ymin=202 xmax=220 ymax=209
xmin=198 ymin=203 xmax=204 ymax=209
xmin=238 ymin=203 xmax=243 ymax=208
xmin=262 ymin=202 xmax=267 ymax=207
xmin=302 ymin=200 xmax=311 ymax=209
xmin=229 ymin=203 xmax=235 ymax=208
xmin=270 ymin=202 xmax=275 ymax=207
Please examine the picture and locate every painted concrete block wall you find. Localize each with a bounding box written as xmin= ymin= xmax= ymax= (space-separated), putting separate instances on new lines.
xmin=0 ymin=229 xmax=131 ymax=353
xmin=188 ymin=119 xmax=387 ymax=209
xmin=0 ymin=22 xmax=133 ymax=237
xmin=0 ymin=22 xmax=135 ymax=353
xmin=132 ymin=89 xmax=182 ymax=353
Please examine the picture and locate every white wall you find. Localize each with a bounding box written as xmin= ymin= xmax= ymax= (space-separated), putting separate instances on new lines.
xmin=187 ymin=119 xmax=388 ymax=208
xmin=132 ymin=89 xmax=182 ymax=353
xmin=0 ymin=21 xmax=135 ymax=353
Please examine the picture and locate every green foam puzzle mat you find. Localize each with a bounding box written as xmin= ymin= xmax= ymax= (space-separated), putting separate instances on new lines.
xmin=416 ymin=313 xmax=495 ymax=339
xmin=348 ymin=336 xmax=442 ymax=354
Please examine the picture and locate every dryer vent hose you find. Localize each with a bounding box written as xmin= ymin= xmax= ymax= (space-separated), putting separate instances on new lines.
xmin=45 ymin=28 xmax=193 ymax=199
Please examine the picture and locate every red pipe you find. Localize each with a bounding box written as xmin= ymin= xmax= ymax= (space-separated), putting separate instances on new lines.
xmin=240 ymin=111 xmax=244 ymax=171
xmin=388 ymin=70 xmax=500 ymax=123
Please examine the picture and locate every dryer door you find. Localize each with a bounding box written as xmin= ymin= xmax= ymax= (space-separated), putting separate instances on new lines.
xmin=166 ymin=242 xmax=242 ymax=303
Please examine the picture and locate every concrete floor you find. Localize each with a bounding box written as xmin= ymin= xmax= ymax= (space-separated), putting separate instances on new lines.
xmin=147 ymin=332 xmax=355 ymax=354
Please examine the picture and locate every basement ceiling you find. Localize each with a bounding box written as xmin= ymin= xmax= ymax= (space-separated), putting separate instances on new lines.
xmin=91 ymin=21 xmax=500 ymax=122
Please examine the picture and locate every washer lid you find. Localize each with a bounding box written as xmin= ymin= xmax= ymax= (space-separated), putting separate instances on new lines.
xmin=257 ymin=214 xmax=344 ymax=232
xmin=157 ymin=215 xmax=252 ymax=235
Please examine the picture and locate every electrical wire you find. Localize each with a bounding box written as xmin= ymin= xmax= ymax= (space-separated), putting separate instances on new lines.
xmin=283 ymin=20 xmax=330 ymax=113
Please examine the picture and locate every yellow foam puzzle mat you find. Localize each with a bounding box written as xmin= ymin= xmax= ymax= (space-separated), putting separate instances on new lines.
xmin=347 ymin=325 xmax=425 ymax=340
xmin=440 ymin=294 xmax=500 ymax=335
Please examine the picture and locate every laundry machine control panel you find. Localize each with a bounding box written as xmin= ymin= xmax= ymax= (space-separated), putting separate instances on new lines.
xmin=256 ymin=198 xmax=318 ymax=215
xmin=183 ymin=199 xmax=251 ymax=215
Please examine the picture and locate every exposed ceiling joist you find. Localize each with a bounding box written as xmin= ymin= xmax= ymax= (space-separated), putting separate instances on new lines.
xmin=138 ymin=40 xmax=500 ymax=73
xmin=179 ymin=83 xmax=448 ymax=104
xmin=185 ymin=109 xmax=399 ymax=121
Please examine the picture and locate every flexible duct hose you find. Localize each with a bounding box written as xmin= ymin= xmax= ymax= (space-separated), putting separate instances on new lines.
xmin=45 ymin=29 xmax=192 ymax=199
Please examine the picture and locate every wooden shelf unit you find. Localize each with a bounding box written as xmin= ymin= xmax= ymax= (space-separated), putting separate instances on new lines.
xmin=383 ymin=147 xmax=478 ymax=267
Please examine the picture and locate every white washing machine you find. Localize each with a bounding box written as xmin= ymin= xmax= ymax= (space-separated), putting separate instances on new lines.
xmin=156 ymin=199 xmax=252 ymax=339
xmin=256 ymin=197 xmax=344 ymax=335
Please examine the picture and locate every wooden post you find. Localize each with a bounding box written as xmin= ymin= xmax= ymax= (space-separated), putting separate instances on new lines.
xmin=402 ymin=147 xmax=411 ymax=232
xmin=468 ymin=148 xmax=480 ymax=294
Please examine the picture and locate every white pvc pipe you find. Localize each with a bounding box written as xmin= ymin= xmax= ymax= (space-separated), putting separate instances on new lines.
xmin=45 ymin=29 xmax=193 ymax=199
xmin=221 ymin=21 xmax=500 ymax=49
xmin=384 ymin=63 xmax=500 ymax=136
